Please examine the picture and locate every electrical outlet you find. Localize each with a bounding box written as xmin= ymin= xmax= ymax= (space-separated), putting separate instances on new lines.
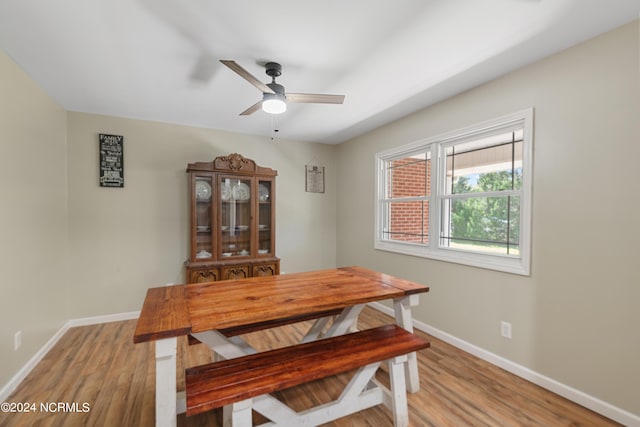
xmin=501 ymin=321 xmax=512 ymax=339
xmin=14 ymin=331 xmax=22 ymax=351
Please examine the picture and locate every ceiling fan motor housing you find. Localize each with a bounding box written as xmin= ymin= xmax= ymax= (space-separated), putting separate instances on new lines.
xmin=266 ymin=82 xmax=285 ymax=95
xmin=265 ymin=62 xmax=282 ymax=78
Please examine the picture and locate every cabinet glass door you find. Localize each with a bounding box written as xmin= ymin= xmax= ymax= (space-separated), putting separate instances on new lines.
xmin=220 ymin=177 xmax=252 ymax=258
xmin=194 ymin=175 xmax=213 ymax=260
xmin=257 ymin=179 xmax=273 ymax=256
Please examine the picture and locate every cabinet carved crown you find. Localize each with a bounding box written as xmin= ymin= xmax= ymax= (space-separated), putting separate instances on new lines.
xmin=187 ymin=153 xmax=275 ymax=175
xmin=215 ymin=153 xmax=254 ymax=171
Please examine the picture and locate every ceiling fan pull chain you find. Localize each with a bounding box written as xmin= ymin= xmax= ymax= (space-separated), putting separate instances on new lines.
xmin=270 ymin=115 xmax=280 ymax=141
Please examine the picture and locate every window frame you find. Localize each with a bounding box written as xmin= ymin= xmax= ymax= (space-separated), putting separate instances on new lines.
xmin=374 ymin=109 xmax=533 ymax=275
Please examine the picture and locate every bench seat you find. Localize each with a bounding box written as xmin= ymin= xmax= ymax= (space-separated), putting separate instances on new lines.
xmin=185 ymin=324 xmax=429 ymax=420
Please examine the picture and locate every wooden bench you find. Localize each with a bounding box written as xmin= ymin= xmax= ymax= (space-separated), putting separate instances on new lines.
xmin=185 ymin=324 xmax=430 ymax=426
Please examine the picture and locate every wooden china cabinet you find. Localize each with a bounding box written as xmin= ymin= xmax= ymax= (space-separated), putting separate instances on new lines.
xmin=185 ymin=153 xmax=279 ymax=283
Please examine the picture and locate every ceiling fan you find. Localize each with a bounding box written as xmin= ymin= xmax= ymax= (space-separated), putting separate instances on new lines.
xmin=220 ymin=60 xmax=345 ymax=115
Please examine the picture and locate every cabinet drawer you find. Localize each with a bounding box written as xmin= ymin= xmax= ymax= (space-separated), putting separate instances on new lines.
xmin=253 ymin=262 xmax=279 ymax=277
xmin=221 ymin=265 xmax=250 ymax=280
xmin=189 ymin=267 xmax=220 ymax=283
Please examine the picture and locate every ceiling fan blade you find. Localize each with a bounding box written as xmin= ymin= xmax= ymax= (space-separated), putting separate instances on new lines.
xmin=239 ymin=100 xmax=263 ymax=116
xmin=286 ymin=93 xmax=345 ymax=104
xmin=220 ymin=60 xmax=275 ymax=94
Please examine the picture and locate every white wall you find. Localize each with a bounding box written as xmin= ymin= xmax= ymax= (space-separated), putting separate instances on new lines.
xmin=65 ymin=112 xmax=338 ymax=318
xmin=0 ymin=51 xmax=68 ymax=386
xmin=336 ymin=20 xmax=640 ymax=416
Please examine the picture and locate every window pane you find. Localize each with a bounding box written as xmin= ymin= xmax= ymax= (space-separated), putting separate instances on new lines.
xmin=440 ymin=196 xmax=520 ymax=255
xmin=383 ymin=200 xmax=429 ymax=244
xmin=386 ymin=153 xmax=430 ymax=198
xmin=445 ymin=134 xmax=522 ymax=194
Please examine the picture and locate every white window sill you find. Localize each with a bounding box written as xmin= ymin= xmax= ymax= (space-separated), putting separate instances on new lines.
xmin=375 ymin=240 xmax=530 ymax=276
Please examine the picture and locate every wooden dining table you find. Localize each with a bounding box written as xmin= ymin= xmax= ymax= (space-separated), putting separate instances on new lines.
xmin=133 ymin=266 xmax=429 ymax=427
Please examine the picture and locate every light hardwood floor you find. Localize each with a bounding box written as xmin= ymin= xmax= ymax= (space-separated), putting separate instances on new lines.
xmin=1 ymin=307 xmax=620 ymax=427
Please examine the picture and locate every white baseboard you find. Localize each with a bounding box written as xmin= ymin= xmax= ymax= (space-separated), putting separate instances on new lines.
xmin=0 ymin=322 xmax=69 ymax=402
xmin=66 ymin=310 xmax=140 ymax=327
xmin=369 ymin=301 xmax=640 ymax=427
xmin=0 ymin=310 xmax=140 ymax=402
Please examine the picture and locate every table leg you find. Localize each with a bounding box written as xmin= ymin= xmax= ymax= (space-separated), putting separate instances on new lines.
xmin=301 ymin=316 xmax=333 ymax=343
xmin=324 ymin=304 xmax=365 ymax=337
xmin=192 ymin=330 xmax=256 ymax=359
xmin=155 ymin=337 xmax=177 ymax=427
xmin=394 ymin=295 xmax=421 ymax=393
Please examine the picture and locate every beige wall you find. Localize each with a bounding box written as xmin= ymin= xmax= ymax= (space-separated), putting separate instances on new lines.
xmin=66 ymin=113 xmax=338 ymax=318
xmin=336 ymin=20 xmax=640 ymax=415
xmin=0 ymin=51 xmax=68 ymax=386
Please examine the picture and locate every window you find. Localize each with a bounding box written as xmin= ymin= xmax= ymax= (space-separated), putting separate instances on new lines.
xmin=375 ymin=109 xmax=533 ymax=275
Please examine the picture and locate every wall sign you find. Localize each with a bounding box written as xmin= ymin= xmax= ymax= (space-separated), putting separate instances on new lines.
xmin=305 ymin=165 xmax=325 ymax=193
xmin=99 ymin=133 xmax=124 ymax=187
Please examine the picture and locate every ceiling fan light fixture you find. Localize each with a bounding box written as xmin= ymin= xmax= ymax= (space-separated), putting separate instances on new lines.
xmin=262 ymin=93 xmax=287 ymax=114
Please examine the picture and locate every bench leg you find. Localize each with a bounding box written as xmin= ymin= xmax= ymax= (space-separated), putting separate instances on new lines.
xmin=250 ymin=363 xmax=384 ymax=426
xmin=222 ymin=399 xmax=252 ymax=427
xmin=389 ymin=356 xmax=409 ymax=427
xmin=249 ymin=360 xmax=409 ymax=426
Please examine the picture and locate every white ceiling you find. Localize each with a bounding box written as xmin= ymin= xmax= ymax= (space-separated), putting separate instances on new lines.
xmin=1 ymin=1 xmax=638 ymax=144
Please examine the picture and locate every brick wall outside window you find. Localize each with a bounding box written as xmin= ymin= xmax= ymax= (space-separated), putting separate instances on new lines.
xmin=388 ymin=158 xmax=430 ymax=244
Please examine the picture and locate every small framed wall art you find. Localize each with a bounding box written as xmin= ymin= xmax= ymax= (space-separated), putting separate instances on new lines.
xmin=99 ymin=133 xmax=124 ymax=188
xmin=305 ymin=165 xmax=324 ymax=193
